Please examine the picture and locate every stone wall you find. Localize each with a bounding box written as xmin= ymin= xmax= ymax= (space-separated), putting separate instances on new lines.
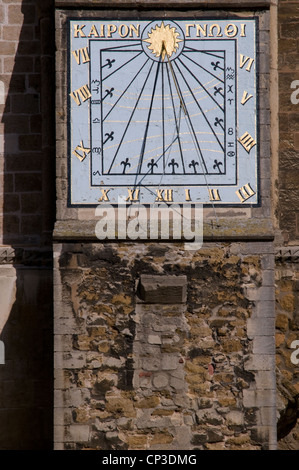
xmin=54 ymin=241 xmax=276 ymax=450
xmin=0 ymin=0 xmax=298 ymax=451
xmin=274 ymin=0 xmax=299 ymax=450
xmin=275 ymin=248 xmax=299 ymax=450
xmin=277 ymin=1 xmax=299 ymax=243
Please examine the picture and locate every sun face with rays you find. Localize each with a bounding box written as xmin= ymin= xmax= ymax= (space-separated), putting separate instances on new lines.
xmin=143 ymin=22 xmax=182 ymax=61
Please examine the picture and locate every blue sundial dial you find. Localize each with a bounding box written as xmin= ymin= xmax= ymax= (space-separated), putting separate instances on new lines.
xmin=68 ymin=18 xmax=258 ymax=206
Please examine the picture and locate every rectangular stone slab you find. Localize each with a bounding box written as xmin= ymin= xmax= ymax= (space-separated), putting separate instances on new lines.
xmin=137 ymin=274 xmax=187 ymax=304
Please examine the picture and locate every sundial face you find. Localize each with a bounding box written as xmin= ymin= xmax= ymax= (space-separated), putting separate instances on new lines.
xmin=68 ymin=18 xmax=258 ymax=206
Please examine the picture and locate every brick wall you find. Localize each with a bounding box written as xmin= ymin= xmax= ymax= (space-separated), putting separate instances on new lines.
xmin=0 ymin=0 xmax=54 ymax=449
xmin=0 ymin=0 xmax=55 ymax=246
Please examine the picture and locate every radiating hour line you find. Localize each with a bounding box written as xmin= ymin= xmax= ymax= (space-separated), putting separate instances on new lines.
xmin=166 ymin=64 xmax=208 ymax=174
xmin=103 ymin=57 xmax=150 ymax=121
xmin=166 ymin=68 xmax=208 ymax=175
xmin=178 ymin=57 xmax=224 ymax=112
xmin=165 ymin=61 xmax=185 ymax=173
xmin=136 ymin=60 xmax=162 ymax=176
xmin=174 ymin=60 xmax=225 ymax=152
xmin=133 ymin=135 xmax=180 ymax=185
xmin=181 ymin=52 xmax=224 ymax=84
xmin=102 ymin=50 xmax=144 ymax=82
xmin=162 ymin=63 xmax=165 ymax=170
xmin=101 ymin=43 xmax=142 ymax=52
xmin=183 ymin=47 xmax=225 ymax=60
xmin=168 ymin=55 xmax=220 ymax=220
xmin=107 ymin=60 xmax=155 ymax=174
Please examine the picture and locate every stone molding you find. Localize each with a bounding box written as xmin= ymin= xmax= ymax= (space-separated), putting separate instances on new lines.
xmin=55 ymin=0 xmax=271 ymax=8
xmin=0 ymin=247 xmax=15 ymax=265
xmin=275 ymin=246 xmax=299 ymax=262
xmin=0 ymin=246 xmax=53 ymax=266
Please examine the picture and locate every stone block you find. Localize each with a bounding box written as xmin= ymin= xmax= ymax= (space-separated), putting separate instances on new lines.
xmin=54 ymin=390 xmax=64 ymax=408
xmin=53 ymin=425 xmax=64 ymax=443
xmin=54 ymin=442 xmax=64 ymax=450
xmin=161 ymin=354 xmax=179 ymax=371
xmin=2 ymin=193 xmax=19 ymax=213
xmin=255 ymin=300 xmax=275 ymax=318
xmin=14 ymin=173 xmax=42 ymax=192
xmin=54 ymin=409 xmax=69 ymax=426
xmin=225 ymin=411 xmax=244 ymax=426
xmin=261 ymin=270 xmax=274 ymax=286
xmin=243 ymin=389 xmax=276 ymax=408
xmin=258 ymin=406 xmax=277 ymax=426
xmin=242 ymin=242 xmax=274 ymax=255
xmin=152 ymin=373 xmax=169 ymax=389
xmin=169 ymin=376 xmax=185 ymax=391
xmin=148 ymin=334 xmax=162 ymax=345
xmin=247 ymin=318 xmax=275 ymax=339
xmin=142 ymin=356 xmax=161 ymax=371
xmin=54 ymin=351 xmax=86 ymax=370
xmin=137 ymin=275 xmax=187 ymax=304
xmin=244 ymin=354 xmax=275 ymax=371
xmin=54 ymin=334 xmax=72 ymax=352
xmin=255 ymin=370 xmax=276 ymax=390
xmin=66 ymin=425 xmax=90 ymax=442
xmin=245 ymin=285 xmax=274 ymax=302
xmin=253 ymin=336 xmax=275 ymax=354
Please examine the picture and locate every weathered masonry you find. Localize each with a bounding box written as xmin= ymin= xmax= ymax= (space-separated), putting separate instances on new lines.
xmin=54 ymin=0 xmax=277 ymax=450
xmin=0 ymin=0 xmax=299 ymax=451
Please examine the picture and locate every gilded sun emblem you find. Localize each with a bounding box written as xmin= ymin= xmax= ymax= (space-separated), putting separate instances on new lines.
xmin=143 ymin=22 xmax=182 ymax=61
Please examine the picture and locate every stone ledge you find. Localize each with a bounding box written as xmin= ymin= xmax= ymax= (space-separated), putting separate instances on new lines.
xmin=0 ymin=246 xmax=53 ymax=266
xmin=55 ymin=0 xmax=271 ymax=8
xmin=136 ymin=274 xmax=187 ymax=304
xmin=53 ymin=218 xmax=274 ymax=242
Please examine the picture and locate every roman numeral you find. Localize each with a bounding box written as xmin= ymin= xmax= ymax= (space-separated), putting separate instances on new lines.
xmin=70 ymin=84 xmax=91 ymax=106
xmin=126 ymin=188 xmax=140 ymax=202
xmin=241 ymin=90 xmax=253 ymax=106
xmin=72 ymin=47 xmax=90 ymax=65
xmin=98 ymin=189 xmax=110 ymax=202
xmin=155 ymin=189 xmax=173 ymax=202
xmin=236 ymin=183 xmax=256 ymax=203
xmin=239 ymin=54 xmax=254 ymax=72
xmin=185 ymin=189 xmax=191 ymax=201
xmin=238 ymin=132 xmax=256 ymax=153
xmin=73 ymin=140 xmax=90 ymax=162
xmin=208 ymin=189 xmax=221 ymax=201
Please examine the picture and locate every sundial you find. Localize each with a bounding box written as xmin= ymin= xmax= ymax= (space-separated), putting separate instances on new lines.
xmin=68 ymin=18 xmax=258 ymax=206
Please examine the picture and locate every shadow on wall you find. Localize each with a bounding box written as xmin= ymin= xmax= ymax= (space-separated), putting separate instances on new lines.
xmin=0 ymin=0 xmax=55 ymax=449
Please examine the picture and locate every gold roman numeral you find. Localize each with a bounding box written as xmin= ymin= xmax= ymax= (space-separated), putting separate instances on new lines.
xmin=208 ymin=189 xmax=221 ymax=201
xmin=70 ymin=84 xmax=91 ymax=106
xmin=239 ymin=54 xmax=254 ymax=72
xmin=98 ymin=189 xmax=110 ymax=202
xmin=73 ymin=140 xmax=90 ymax=162
xmin=238 ymin=132 xmax=256 ymax=153
xmin=236 ymin=183 xmax=256 ymax=203
xmin=241 ymin=90 xmax=253 ymax=106
xmin=155 ymin=189 xmax=173 ymax=202
xmin=126 ymin=188 xmax=140 ymax=202
xmin=72 ymin=47 xmax=90 ymax=65
xmin=185 ymin=189 xmax=191 ymax=201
